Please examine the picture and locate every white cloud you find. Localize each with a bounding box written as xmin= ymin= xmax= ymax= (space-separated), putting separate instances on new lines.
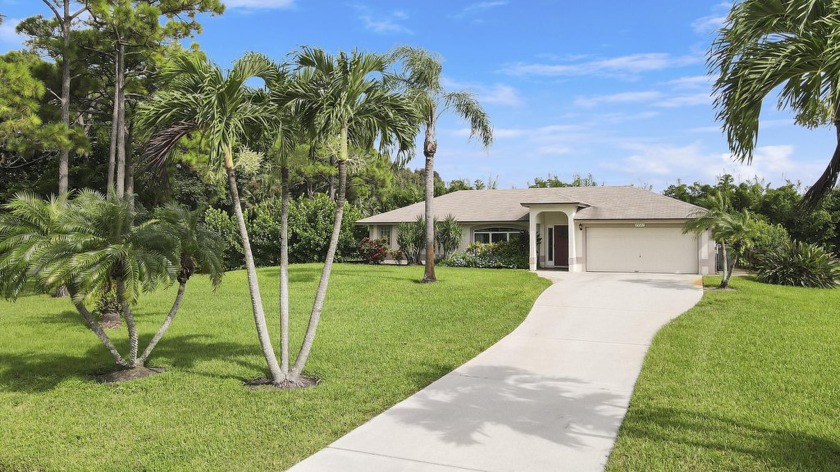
xmin=606 ymin=142 xmax=824 ymax=188
xmin=0 ymin=17 xmax=24 ymax=47
xmin=654 ymin=93 xmax=713 ymax=108
xmin=224 ymin=0 xmax=295 ymax=9
xmin=536 ymin=145 xmax=572 ymax=156
xmin=692 ymin=15 xmax=726 ymax=33
xmin=666 ymin=75 xmax=712 ymax=90
xmin=441 ymin=78 xmax=523 ymax=107
xmin=361 ymin=15 xmax=412 ymax=34
xmin=453 ymin=1 xmax=508 ymax=18
xmin=574 ymin=91 xmax=662 ymax=108
xmin=502 ymin=53 xmax=701 ymax=77
xmin=692 ymin=1 xmax=732 ymax=33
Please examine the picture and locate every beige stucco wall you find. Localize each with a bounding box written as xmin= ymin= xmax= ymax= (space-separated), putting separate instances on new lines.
xmin=366 ymin=219 xmax=715 ymax=275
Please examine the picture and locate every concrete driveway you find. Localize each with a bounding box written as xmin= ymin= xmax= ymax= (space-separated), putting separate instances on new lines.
xmin=288 ymin=272 xmax=703 ymax=472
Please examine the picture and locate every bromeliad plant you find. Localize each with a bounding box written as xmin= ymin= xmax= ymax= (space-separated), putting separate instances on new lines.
xmin=0 ymin=191 xmax=223 ymax=370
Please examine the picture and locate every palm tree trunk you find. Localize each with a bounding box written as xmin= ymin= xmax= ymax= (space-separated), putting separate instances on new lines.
xmin=723 ymin=253 xmax=739 ymax=288
xmin=225 ymin=151 xmax=283 ymax=382
xmin=290 ymin=130 xmax=348 ymax=379
xmin=719 ymin=242 xmax=730 ymax=289
xmin=279 ymin=160 xmax=290 ymax=377
xmin=422 ymin=122 xmax=437 ymax=283
xmin=70 ymin=291 xmax=127 ymax=367
xmin=116 ymin=278 xmax=138 ymax=367
xmin=138 ymin=281 xmax=186 ymax=365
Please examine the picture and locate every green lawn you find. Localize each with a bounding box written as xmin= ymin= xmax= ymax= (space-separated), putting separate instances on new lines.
xmin=607 ymin=276 xmax=840 ymax=471
xmin=0 ymin=264 xmax=549 ymax=471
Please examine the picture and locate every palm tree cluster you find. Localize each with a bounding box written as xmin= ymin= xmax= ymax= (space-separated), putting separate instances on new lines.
xmin=0 ymin=191 xmax=223 ymax=368
xmin=136 ymin=46 xmax=489 ymax=386
xmin=0 ymin=44 xmax=493 ymax=385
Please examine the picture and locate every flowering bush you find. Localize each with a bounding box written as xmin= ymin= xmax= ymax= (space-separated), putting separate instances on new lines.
xmin=357 ymin=237 xmax=389 ymax=264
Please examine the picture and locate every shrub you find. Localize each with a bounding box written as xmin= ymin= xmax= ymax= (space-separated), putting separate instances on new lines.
xmin=204 ymin=207 xmax=243 ymax=270
xmin=357 ymin=237 xmax=389 ymax=264
xmin=754 ymin=239 xmax=840 ymax=288
xmin=443 ymin=239 xmax=528 ymax=269
xmin=390 ymin=248 xmax=406 ymax=265
xmin=435 ymin=215 xmax=462 ymax=259
xmin=744 ymin=220 xmax=790 ymax=269
xmin=205 ymin=194 xmax=366 ymax=268
xmin=397 ymin=215 xmax=425 ymax=264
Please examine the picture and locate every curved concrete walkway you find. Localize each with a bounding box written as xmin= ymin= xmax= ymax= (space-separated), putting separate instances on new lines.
xmin=289 ymin=272 xmax=703 ymax=472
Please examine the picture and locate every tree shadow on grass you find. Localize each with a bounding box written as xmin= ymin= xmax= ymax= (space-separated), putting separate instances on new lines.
xmin=615 ymin=406 xmax=840 ymax=471
xmin=387 ymin=365 xmax=626 ymax=450
xmin=0 ymin=334 xmax=265 ymax=392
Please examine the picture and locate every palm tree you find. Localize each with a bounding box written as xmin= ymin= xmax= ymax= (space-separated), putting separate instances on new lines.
xmin=390 ymin=46 xmax=493 ymax=282
xmin=137 ymin=52 xmax=286 ymax=381
xmin=138 ymin=203 xmax=225 ymax=365
xmin=281 ymin=47 xmax=416 ymax=382
xmin=684 ymin=193 xmax=758 ymax=288
xmin=711 ymin=0 xmax=840 ymax=207
xmin=0 ymin=191 xmax=178 ymax=368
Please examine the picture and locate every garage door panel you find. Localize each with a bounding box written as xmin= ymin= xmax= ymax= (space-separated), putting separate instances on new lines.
xmin=586 ymin=226 xmax=698 ymax=274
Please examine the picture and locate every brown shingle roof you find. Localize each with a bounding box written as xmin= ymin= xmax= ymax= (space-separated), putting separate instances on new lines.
xmin=356 ymin=187 xmax=705 ymax=224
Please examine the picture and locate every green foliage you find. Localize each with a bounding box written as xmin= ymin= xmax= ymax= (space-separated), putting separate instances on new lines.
xmin=397 ymin=215 xmax=425 ymax=264
xmin=357 ymin=237 xmax=389 ymax=264
xmin=666 ymin=175 xmax=840 ymax=255
xmin=444 ymin=237 xmax=528 ymax=270
xmin=0 ymin=191 xmax=177 ymax=304
xmin=754 ymin=240 xmax=840 ymax=288
xmin=205 ymin=194 xmax=366 ymax=267
xmin=203 ymin=207 xmax=242 ymax=270
xmin=530 ymin=172 xmax=598 ymax=188
xmin=435 ymin=214 xmax=462 ymax=259
xmin=288 ymin=194 xmax=365 ymax=263
xmin=154 ymin=203 xmax=225 ymax=287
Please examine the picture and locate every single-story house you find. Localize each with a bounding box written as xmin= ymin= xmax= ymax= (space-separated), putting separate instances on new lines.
xmin=357 ymin=186 xmax=715 ymax=275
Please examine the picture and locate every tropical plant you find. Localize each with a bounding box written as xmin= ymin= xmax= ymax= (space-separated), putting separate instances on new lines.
xmin=138 ymin=51 xmax=284 ymax=379
xmin=397 ymin=216 xmax=426 ymax=265
xmin=277 ymin=46 xmax=416 ymax=383
xmin=755 ymin=239 xmax=840 ymax=288
xmin=390 ymin=46 xmax=493 ymax=282
xmin=0 ymin=191 xmax=181 ymax=368
xmin=684 ymin=195 xmax=759 ymax=288
xmin=435 ymin=214 xmax=462 ymax=260
xmin=138 ymin=203 xmax=224 ymax=365
xmin=710 ymin=0 xmax=840 ymax=206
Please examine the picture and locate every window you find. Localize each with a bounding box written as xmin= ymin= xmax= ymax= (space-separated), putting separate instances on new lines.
xmin=473 ymin=227 xmax=523 ymax=244
xmin=378 ymin=225 xmax=392 ymax=245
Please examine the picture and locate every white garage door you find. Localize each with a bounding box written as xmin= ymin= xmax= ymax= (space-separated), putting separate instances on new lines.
xmin=586 ymin=226 xmax=699 ymax=274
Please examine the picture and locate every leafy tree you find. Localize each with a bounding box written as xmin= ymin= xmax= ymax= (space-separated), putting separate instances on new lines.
xmin=280 ymin=46 xmax=416 ymax=383
xmin=530 ymin=173 xmax=598 ymax=188
xmin=390 ymin=46 xmax=493 ymax=283
xmin=86 ymin=0 xmax=224 ymax=200
xmin=17 ymin=0 xmax=89 ymax=195
xmin=138 ymin=51 xmax=283 ymax=379
xmin=710 ymin=0 xmax=840 ymax=206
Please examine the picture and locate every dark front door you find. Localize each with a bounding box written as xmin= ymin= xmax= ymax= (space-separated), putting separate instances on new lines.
xmin=554 ymin=225 xmax=569 ymax=267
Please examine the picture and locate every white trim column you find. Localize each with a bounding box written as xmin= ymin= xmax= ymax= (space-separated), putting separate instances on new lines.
xmin=566 ymin=215 xmax=576 ymax=271
xmin=529 ymin=209 xmax=538 ymax=271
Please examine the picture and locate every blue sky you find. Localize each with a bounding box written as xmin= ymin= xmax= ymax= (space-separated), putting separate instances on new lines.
xmin=0 ymin=0 xmax=834 ymax=191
